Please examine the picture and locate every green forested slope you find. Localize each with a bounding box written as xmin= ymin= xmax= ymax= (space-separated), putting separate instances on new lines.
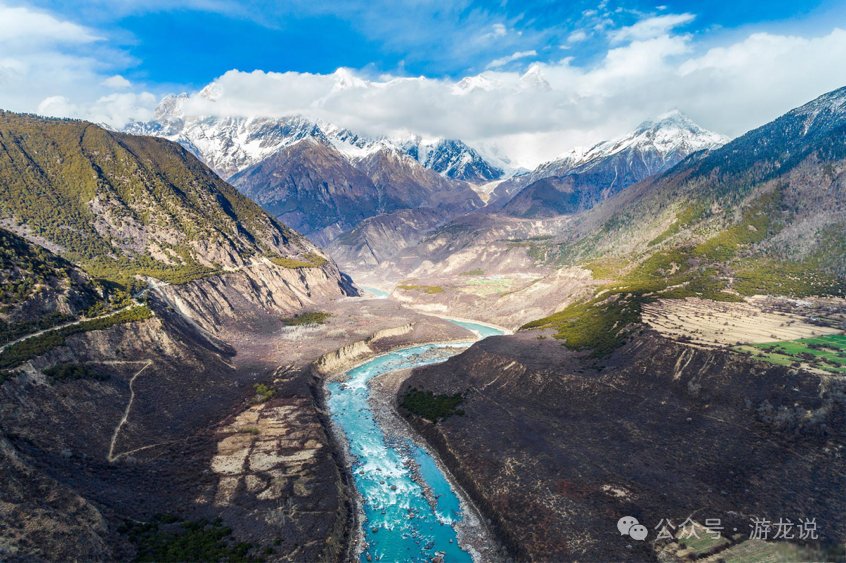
xmin=0 ymin=226 xmax=106 ymax=345
xmin=0 ymin=111 xmax=317 ymax=286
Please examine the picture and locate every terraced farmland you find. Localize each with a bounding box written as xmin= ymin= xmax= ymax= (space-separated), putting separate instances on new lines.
xmin=735 ymin=334 xmax=846 ymax=374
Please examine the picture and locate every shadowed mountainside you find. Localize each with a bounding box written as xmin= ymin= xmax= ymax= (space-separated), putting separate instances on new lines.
xmin=231 ymin=138 xmax=482 ymax=245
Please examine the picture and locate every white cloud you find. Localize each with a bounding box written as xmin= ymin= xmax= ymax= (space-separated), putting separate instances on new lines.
xmin=36 ymin=96 xmax=75 ymax=117
xmin=102 ymin=74 xmax=132 ymax=89
xmin=0 ymin=4 xmax=101 ymax=45
xmin=486 ymin=50 xmax=538 ymax=69
xmin=610 ymin=13 xmax=695 ymax=43
xmin=492 ymin=23 xmax=507 ymax=37
xmin=567 ymin=30 xmax=588 ymax=43
xmin=0 ymin=3 xmax=156 ymax=127
xmin=36 ymin=92 xmax=157 ymax=125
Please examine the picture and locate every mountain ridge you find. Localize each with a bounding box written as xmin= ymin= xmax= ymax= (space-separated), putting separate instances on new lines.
xmin=229 ymin=135 xmax=484 ymax=244
xmin=490 ymin=111 xmax=729 ymax=212
xmin=0 ymin=110 xmax=338 ymax=288
xmin=125 ymin=92 xmax=514 ymax=183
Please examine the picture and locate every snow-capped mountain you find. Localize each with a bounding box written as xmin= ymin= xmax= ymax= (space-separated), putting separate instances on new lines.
xmin=123 ymin=89 xmax=502 ymax=243
xmin=124 ymin=91 xmax=510 ymax=183
xmin=451 ymin=75 xmax=502 ymax=95
xmin=519 ymin=66 xmax=552 ymax=92
xmin=530 ymin=110 xmax=729 ymax=182
xmin=227 ymin=135 xmax=483 ymax=245
xmin=397 ymin=137 xmax=507 ymax=184
xmin=124 ymin=92 xmax=329 ymax=179
xmin=495 ymin=111 xmax=729 ymax=217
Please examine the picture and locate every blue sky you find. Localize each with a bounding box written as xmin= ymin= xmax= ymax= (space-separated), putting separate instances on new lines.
xmin=2 ymin=0 xmax=846 ymax=165
xmin=17 ymin=0 xmax=846 ymax=88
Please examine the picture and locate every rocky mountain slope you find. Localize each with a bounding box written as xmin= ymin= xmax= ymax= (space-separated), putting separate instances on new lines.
xmin=523 ymin=84 xmax=846 ymax=346
xmin=403 ymin=328 xmax=846 ymax=561
xmin=229 ymin=138 xmax=383 ymax=244
xmin=325 ymin=208 xmax=447 ymax=269
xmin=0 ymin=228 xmax=104 ymax=345
xmin=492 ymin=111 xmax=728 ymax=213
xmin=230 ymin=138 xmax=482 ymax=244
xmin=0 ymin=111 xmax=333 ymax=288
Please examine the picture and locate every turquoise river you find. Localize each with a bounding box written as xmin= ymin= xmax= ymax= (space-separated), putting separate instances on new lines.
xmin=326 ymin=321 xmax=503 ymax=562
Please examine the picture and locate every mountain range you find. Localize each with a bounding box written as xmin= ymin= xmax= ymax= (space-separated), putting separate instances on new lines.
xmin=125 ymin=87 xmax=518 ymax=183
xmin=325 ymin=111 xmax=730 ymax=274
xmin=124 ymin=87 xmax=731 ymax=247
xmin=125 ymin=90 xmax=513 ymax=243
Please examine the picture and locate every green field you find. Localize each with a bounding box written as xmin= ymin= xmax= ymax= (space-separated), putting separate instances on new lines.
xmin=717 ymin=539 xmax=822 ymax=563
xmin=735 ymin=334 xmax=846 ymax=374
xmin=401 ymin=388 xmax=465 ymax=422
xmin=280 ymin=311 xmax=332 ymax=326
xmin=677 ymin=531 xmax=729 ymax=556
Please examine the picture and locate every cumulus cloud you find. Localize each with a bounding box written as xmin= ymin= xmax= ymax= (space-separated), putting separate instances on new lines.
xmin=567 ymin=30 xmax=588 ymax=43
xmin=5 ymin=3 xmax=846 ymax=169
xmin=609 ymin=13 xmax=695 ymax=43
xmin=102 ymin=74 xmax=132 ymax=89
xmin=486 ymin=50 xmax=538 ymax=69
xmin=0 ymin=4 xmax=101 ymax=45
xmin=37 ymin=92 xmax=157 ymax=125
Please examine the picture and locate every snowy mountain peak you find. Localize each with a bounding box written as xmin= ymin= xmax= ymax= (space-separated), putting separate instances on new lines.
xmin=333 ymin=68 xmax=368 ymax=91
xmin=397 ymin=137 xmax=505 ymax=184
xmin=519 ymin=66 xmax=552 ymax=92
xmin=452 ymin=75 xmax=501 ymax=95
xmin=124 ymin=91 xmax=511 ymax=183
xmin=785 ymin=85 xmax=846 ymax=137
xmin=532 ymin=112 xmax=728 ymax=182
xmin=198 ymin=82 xmax=224 ymax=102
xmin=624 ymin=110 xmax=729 ymax=154
xmin=152 ymin=93 xmax=187 ymax=122
xmin=791 ymin=85 xmax=846 ymax=117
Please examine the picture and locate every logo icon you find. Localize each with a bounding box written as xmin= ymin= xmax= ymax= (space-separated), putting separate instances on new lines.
xmin=617 ymin=516 xmax=648 ymax=541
